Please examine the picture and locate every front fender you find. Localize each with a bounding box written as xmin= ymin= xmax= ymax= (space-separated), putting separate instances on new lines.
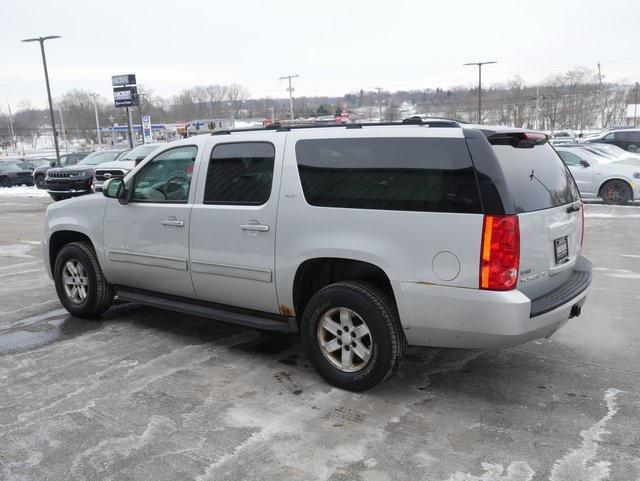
xmin=44 ymin=195 xmax=108 ymax=279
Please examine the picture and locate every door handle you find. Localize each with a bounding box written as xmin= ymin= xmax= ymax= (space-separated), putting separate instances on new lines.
xmin=240 ymin=224 xmax=269 ymax=232
xmin=162 ymin=218 xmax=184 ymax=227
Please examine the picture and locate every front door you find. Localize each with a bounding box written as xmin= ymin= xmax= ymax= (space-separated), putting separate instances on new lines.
xmin=103 ymin=145 xmax=199 ymax=298
xmin=560 ymin=150 xmax=596 ymax=196
xmin=189 ymin=139 xmax=283 ymax=314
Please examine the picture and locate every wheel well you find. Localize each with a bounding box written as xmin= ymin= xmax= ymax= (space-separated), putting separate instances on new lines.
xmin=292 ymin=258 xmax=395 ymax=319
xmin=49 ymin=231 xmax=93 ymax=273
xmin=598 ymin=178 xmax=634 ymax=200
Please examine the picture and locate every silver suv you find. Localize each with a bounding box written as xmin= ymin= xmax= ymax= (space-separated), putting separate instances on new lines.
xmin=43 ymin=121 xmax=592 ymax=391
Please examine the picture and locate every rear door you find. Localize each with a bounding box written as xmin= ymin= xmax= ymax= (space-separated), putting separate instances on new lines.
xmin=492 ymin=142 xmax=583 ymax=300
xmin=189 ymin=137 xmax=284 ymax=314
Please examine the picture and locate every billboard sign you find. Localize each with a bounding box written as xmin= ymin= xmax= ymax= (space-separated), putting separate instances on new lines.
xmin=113 ymin=86 xmax=138 ymax=108
xmin=111 ymin=74 xmax=136 ymax=86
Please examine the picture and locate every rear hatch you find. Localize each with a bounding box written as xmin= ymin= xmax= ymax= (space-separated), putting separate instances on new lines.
xmin=490 ymin=140 xmax=584 ymax=301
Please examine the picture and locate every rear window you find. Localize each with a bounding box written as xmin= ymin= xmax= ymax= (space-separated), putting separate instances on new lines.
xmin=492 ymin=143 xmax=579 ymax=213
xmin=295 ymin=138 xmax=481 ymax=213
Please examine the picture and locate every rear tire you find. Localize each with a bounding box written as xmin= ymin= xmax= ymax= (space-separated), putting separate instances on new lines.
xmin=301 ymin=281 xmax=405 ymax=391
xmin=0 ymin=177 xmax=10 ymax=187
xmin=627 ymin=144 xmax=639 ymax=153
xmin=600 ymin=180 xmax=632 ymax=205
xmin=53 ymin=241 xmax=113 ymax=318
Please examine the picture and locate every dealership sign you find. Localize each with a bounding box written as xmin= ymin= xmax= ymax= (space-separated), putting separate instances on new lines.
xmin=113 ymin=86 xmax=138 ymax=108
xmin=111 ymin=74 xmax=136 ymax=87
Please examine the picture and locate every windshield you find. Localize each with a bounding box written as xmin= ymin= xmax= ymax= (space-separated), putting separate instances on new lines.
xmin=119 ymin=145 xmax=159 ymax=161
xmin=492 ymin=143 xmax=580 ymax=213
xmin=78 ymin=151 xmax=122 ymax=165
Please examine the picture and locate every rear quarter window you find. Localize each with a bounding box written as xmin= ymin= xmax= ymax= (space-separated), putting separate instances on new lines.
xmin=492 ymin=143 xmax=579 ymax=213
xmin=295 ymin=137 xmax=482 ymax=213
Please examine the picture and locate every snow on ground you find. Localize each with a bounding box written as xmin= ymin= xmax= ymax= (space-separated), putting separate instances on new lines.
xmin=0 ymin=186 xmax=50 ymax=198
xmin=0 ymin=243 xmax=36 ymax=258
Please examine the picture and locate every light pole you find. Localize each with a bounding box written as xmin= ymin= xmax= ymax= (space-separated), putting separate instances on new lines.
xmin=279 ymin=74 xmax=299 ymax=121
xmin=91 ymin=93 xmax=102 ymax=147
xmin=463 ymin=61 xmax=497 ymax=124
xmin=21 ymin=35 xmax=61 ymax=161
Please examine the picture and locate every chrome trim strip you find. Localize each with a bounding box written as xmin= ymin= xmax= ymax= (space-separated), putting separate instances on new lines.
xmin=190 ymin=260 xmax=272 ymax=282
xmin=46 ymin=189 xmax=90 ymax=194
xmin=107 ymin=250 xmax=188 ymax=271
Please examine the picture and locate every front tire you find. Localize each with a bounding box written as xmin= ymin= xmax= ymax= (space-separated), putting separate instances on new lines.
xmin=50 ymin=193 xmax=69 ymax=201
xmin=54 ymin=241 xmax=113 ymax=318
xmin=627 ymin=144 xmax=639 ymax=153
xmin=600 ymin=180 xmax=632 ymax=205
xmin=301 ymin=281 xmax=405 ymax=391
xmin=35 ymin=174 xmax=46 ymax=189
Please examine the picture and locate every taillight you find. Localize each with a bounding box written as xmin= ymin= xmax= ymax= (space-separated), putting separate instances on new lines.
xmin=580 ymin=201 xmax=584 ymax=247
xmin=480 ymin=215 xmax=520 ymax=290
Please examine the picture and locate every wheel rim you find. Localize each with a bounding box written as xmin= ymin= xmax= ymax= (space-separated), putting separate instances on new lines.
xmin=62 ymin=259 xmax=88 ymax=304
xmin=317 ymin=307 xmax=373 ymax=373
xmin=604 ymin=181 xmax=627 ymax=204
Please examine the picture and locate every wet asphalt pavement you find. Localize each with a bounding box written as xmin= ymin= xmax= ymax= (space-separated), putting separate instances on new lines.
xmin=0 ymin=196 xmax=639 ymax=481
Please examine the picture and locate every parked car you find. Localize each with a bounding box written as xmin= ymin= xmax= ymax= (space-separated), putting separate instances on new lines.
xmin=556 ymin=146 xmax=640 ymax=203
xmin=583 ymin=128 xmax=640 ymax=152
xmin=93 ymin=143 xmax=163 ymax=192
xmin=33 ymin=152 xmax=88 ymax=189
xmin=16 ymin=157 xmax=53 ymax=172
xmin=44 ymin=122 xmax=591 ymax=391
xmin=0 ymin=161 xmax=35 ymax=187
xmin=45 ymin=149 xmax=128 ymax=201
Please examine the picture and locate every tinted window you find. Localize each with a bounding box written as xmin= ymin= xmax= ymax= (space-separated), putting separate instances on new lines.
xmin=204 ymin=142 xmax=275 ymax=205
xmin=132 ymin=146 xmax=197 ymax=203
xmin=492 ymin=143 xmax=579 ymax=213
xmin=78 ymin=151 xmax=122 ymax=165
xmin=295 ymin=138 xmax=481 ymax=213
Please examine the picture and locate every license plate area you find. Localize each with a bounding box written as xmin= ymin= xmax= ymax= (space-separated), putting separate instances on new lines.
xmin=554 ymin=236 xmax=569 ymax=264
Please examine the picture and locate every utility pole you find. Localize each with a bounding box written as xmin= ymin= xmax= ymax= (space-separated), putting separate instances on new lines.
xmin=21 ymin=35 xmax=62 ymax=162
xmin=374 ymin=87 xmax=383 ymax=122
xmin=634 ymin=82 xmax=638 ymax=128
xmin=91 ymin=93 xmax=102 ymax=147
xmin=535 ymin=87 xmax=540 ymax=130
xmin=463 ymin=61 xmax=497 ymax=124
xmin=57 ymin=104 xmax=68 ymax=153
xmin=598 ymin=62 xmax=605 ymax=128
xmin=279 ymin=74 xmax=299 ymax=121
xmin=6 ymin=101 xmax=16 ymax=152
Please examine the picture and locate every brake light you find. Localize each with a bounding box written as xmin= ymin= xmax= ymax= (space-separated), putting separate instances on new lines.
xmin=522 ymin=132 xmax=547 ymax=141
xmin=480 ymin=215 xmax=520 ymax=290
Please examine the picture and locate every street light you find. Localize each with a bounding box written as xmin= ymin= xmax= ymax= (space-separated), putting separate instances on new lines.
xmin=463 ymin=61 xmax=497 ymax=124
xmin=21 ymin=35 xmax=62 ymax=161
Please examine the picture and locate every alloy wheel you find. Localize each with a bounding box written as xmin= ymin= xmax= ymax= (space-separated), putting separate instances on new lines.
xmin=62 ymin=259 xmax=88 ymax=304
xmin=317 ymin=307 xmax=373 ymax=373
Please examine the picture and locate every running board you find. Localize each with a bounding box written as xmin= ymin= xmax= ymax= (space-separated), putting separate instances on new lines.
xmin=114 ymin=287 xmax=297 ymax=333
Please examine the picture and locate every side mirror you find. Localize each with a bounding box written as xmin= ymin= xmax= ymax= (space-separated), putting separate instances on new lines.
xmin=579 ymin=160 xmax=590 ymax=168
xmin=103 ymin=178 xmax=127 ymax=204
xmin=134 ymin=155 xmax=146 ymax=166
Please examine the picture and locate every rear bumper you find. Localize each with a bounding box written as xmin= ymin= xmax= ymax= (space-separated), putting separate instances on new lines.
xmin=394 ymin=255 xmax=592 ymax=349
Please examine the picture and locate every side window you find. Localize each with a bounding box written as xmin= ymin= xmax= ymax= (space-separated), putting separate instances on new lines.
xmin=295 ymin=137 xmax=481 ymax=213
xmin=558 ymin=151 xmax=581 ymax=166
xmin=204 ymin=142 xmax=275 ymax=205
xmin=604 ymin=133 xmax=616 ymax=140
xmin=132 ymin=146 xmax=197 ymax=203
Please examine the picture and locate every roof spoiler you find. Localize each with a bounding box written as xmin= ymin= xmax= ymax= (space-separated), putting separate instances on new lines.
xmin=485 ymin=132 xmax=548 ymax=149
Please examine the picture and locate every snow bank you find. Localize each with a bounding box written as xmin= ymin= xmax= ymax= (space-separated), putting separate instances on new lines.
xmin=0 ymin=186 xmax=50 ymax=198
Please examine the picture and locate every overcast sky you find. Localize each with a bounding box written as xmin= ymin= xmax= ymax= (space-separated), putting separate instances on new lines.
xmin=2 ymin=0 xmax=639 ymax=110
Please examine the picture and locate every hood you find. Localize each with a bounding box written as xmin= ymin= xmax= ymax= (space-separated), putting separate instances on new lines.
xmin=93 ymin=160 xmax=135 ymax=171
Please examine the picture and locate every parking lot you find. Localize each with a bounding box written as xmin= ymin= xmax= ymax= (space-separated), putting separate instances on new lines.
xmin=1 ymin=194 xmax=639 ymax=481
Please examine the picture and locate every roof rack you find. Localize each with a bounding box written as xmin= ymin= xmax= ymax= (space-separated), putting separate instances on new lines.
xmin=211 ymin=117 xmax=462 ymax=135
